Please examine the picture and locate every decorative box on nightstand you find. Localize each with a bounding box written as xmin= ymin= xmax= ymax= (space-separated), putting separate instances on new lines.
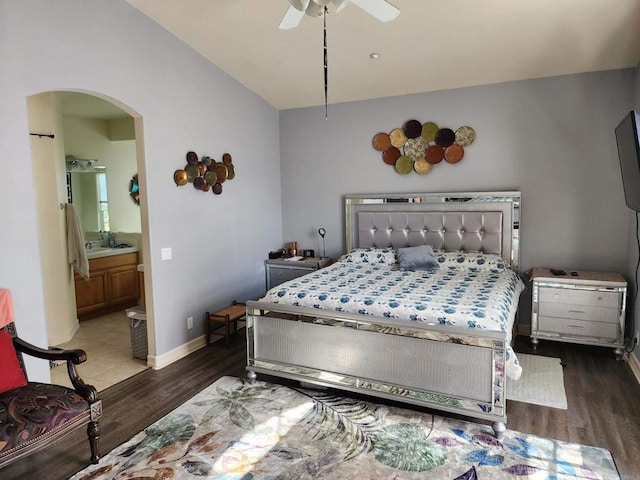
xmin=265 ymin=257 xmax=332 ymax=290
xmin=529 ymin=268 xmax=627 ymax=359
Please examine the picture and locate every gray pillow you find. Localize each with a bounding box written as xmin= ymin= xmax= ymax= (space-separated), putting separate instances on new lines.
xmin=396 ymin=245 xmax=439 ymax=271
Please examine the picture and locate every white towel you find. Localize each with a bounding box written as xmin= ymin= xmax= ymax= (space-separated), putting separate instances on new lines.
xmin=65 ymin=204 xmax=90 ymax=280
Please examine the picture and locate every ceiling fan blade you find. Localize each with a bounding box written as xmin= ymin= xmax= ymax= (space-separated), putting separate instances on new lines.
xmin=279 ymin=5 xmax=306 ymax=29
xmin=350 ymin=0 xmax=399 ymax=22
xmin=290 ymin=0 xmax=310 ymax=12
xmin=333 ymin=0 xmax=351 ymax=13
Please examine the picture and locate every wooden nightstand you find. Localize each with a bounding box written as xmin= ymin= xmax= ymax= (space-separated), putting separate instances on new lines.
xmin=265 ymin=257 xmax=332 ymax=290
xmin=529 ymin=268 xmax=627 ymax=359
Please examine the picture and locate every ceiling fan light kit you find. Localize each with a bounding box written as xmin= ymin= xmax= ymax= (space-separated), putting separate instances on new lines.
xmin=279 ymin=0 xmax=399 ymax=118
xmin=281 ymin=0 xmax=399 ymax=29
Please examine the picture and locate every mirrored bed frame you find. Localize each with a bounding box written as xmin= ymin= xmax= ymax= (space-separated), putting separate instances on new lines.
xmin=246 ymin=191 xmax=521 ymax=438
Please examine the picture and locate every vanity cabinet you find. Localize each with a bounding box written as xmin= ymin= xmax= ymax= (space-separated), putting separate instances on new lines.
xmin=75 ymin=252 xmax=139 ymax=318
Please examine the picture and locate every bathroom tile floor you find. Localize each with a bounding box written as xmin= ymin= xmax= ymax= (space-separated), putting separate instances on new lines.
xmin=51 ymin=310 xmax=148 ymax=391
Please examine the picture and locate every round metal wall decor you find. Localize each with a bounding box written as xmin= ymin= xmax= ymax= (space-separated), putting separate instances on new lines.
xmin=372 ymin=132 xmax=392 ymax=151
xmin=173 ymin=151 xmax=236 ymax=196
xmin=372 ymin=119 xmax=475 ymax=176
xmin=129 ymin=174 xmax=140 ymax=205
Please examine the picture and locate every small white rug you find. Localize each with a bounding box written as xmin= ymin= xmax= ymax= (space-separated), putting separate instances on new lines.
xmin=507 ymin=353 xmax=568 ymax=409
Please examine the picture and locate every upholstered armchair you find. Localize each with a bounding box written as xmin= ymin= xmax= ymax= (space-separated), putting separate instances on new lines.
xmin=0 ymin=290 xmax=102 ymax=468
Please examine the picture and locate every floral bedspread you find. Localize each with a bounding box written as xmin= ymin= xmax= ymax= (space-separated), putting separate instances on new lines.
xmin=261 ymin=251 xmax=525 ymax=379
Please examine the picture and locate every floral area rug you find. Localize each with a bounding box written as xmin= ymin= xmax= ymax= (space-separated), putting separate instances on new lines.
xmin=71 ymin=376 xmax=619 ymax=480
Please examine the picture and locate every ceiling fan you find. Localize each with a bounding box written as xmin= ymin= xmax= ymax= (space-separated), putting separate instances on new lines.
xmin=279 ymin=0 xmax=400 ymax=29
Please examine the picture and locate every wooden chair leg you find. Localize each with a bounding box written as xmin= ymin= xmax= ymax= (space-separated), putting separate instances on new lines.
xmin=87 ymin=420 xmax=100 ymax=464
xmin=205 ymin=312 xmax=211 ymax=346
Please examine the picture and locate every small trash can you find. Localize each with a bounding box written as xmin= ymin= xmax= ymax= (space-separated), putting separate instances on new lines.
xmin=126 ymin=306 xmax=147 ymax=360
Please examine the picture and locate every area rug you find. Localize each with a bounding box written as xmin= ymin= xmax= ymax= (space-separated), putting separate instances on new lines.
xmin=508 ymin=354 xmax=568 ymax=410
xmin=71 ymin=376 xmax=618 ymax=480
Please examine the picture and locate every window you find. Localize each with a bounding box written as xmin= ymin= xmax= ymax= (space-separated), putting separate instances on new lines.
xmin=97 ymin=172 xmax=110 ymax=232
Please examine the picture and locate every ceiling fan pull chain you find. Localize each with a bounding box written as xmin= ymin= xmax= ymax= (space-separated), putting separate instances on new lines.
xmin=323 ymin=5 xmax=328 ymax=119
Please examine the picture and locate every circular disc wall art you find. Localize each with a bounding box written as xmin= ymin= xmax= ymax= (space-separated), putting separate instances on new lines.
xmin=413 ymin=159 xmax=433 ymax=175
xmin=371 ymin=120 xmax=475 ymax=175
xmin=435 ymin=128 xmax=455 ymax=147
xmin=382 ymin=146 xmax=401 ymax=165
xmin=444 ymin=144 xmax=465 ymax=163
xmin=425 ymin=145 xmax=444 ymax=164
xmin=455 ymin=126 xmax=476 ymax=146
xmin=421 ymin=122 xmax=439 ymax=142
xmin=395 ymin=155 xmax=414 ymax=174
xmin=402 ymin=119 xmax=422 ymax=139
xmin=389 ymin=128 xmax=408 ymax=148
xmin=129 ymin=174 xmax=140 ymax=205
xmin=372 ymin=132 xmax=392 ymax=151
xmin=403 ymin=136 xmax=429 ymax=161
xmin=173 ymin=150 xmax=237 ymax=196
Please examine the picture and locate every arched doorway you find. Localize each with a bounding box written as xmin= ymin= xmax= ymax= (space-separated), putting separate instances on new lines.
xmin=27 ymin=90 xmax=152 ymax=390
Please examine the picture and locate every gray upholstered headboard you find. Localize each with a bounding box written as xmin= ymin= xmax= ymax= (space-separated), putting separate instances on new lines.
xmin=356 ymin=210 xmax=503 ymax=254
xmin=344 ymin=191 xmax=521 ymax=269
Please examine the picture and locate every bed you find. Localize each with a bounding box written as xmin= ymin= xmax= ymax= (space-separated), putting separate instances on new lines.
xmin=246 ymin=191 xmax=524 ymax=438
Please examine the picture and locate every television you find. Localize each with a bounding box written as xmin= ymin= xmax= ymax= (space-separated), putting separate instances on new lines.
xmin=615 ymin=110 xmax=640 ymax=211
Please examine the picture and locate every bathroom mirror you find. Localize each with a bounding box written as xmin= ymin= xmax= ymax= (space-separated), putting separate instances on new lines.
xmin=67 ymin=168 xmax=109 ymax=232
xmin=60 ymin=92 xmax=141 ymax=235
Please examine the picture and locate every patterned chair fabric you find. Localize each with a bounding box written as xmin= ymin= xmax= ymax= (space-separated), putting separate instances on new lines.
xmin=0 ymin=383 xmax=89 ymax=453
xmin=0 ymin=323 xmax=102 ymax=468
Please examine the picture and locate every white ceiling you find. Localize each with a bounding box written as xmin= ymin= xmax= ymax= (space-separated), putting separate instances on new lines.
xmin=126 ymin=0 xmax=640 ymax=110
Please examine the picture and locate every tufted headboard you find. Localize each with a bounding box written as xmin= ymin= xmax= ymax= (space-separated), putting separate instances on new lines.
xmin=344 ymin=191 xmax=521 ymax=269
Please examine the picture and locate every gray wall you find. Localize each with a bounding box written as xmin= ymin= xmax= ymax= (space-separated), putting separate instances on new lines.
xmin=0 ymin=0 xmax=282 ymax=379
xmin=280 ymin=69 xmax=635 ymax=326
xmin=628 ymin=62 xmax=640 ymax=363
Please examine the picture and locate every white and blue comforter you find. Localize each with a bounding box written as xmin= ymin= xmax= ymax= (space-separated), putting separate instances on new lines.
xmin=261 ymin=251 xmax=525 ymax=379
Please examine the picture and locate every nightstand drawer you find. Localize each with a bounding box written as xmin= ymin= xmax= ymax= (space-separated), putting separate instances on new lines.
xmin=538 ymin=287 xmax=620 ymax=308
xmin=269 ymin=266 xmax=310 ymax=286
xmin=538 ymin=316 xmax=619 ymax=339
xmin=265 ymin=257 xmax=332 ymax=290
xmin=538 ymin=302 xmax=619 ymax=323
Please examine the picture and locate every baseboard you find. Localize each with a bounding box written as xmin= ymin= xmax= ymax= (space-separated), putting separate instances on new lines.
xmin=48 ymin=317 xmax=80 ymax=347
xmin=148 ymin=335 xmax=207 ymax=370
xmin=629 ymin=351 xmax=640 ymax=384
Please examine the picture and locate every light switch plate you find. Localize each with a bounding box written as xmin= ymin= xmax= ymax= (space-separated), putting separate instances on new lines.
xmin=161 ymin=247 xmax=172 ymax=261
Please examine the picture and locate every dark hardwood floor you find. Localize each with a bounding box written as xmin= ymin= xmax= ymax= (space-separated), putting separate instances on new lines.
xmin=3 ymin=335 xmax=640 ymax=479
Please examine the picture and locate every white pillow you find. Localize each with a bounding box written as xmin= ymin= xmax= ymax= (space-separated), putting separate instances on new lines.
xmin=342 ymin=247 xmax=396 ymax=264
xmin=435 ymin=251 xmax=507 ymax=271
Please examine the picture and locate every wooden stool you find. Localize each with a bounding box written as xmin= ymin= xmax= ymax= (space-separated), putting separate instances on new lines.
xmin=205 ymin=301 xmax=246 ymax=346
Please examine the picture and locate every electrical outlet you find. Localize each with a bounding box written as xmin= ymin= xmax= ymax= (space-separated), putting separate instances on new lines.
xmin=187 ymin=316 xmax=193 ymax=329
xmin=161 ymin=247 xmax=172 ymax=261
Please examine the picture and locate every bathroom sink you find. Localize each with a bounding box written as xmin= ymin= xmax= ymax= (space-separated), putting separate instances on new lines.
xmin=86 ymin=245 xmax=138 ymax=259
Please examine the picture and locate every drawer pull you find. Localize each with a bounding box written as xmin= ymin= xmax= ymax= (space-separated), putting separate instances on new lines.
xmin=567 ymin=324 xmax=585 ymax=329
xmin=567 ymin=310 xmax=585 ymax=314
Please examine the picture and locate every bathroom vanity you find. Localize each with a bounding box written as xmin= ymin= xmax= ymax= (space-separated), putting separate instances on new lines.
xmin=75 ymin=250 xmax=139 ymax=318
